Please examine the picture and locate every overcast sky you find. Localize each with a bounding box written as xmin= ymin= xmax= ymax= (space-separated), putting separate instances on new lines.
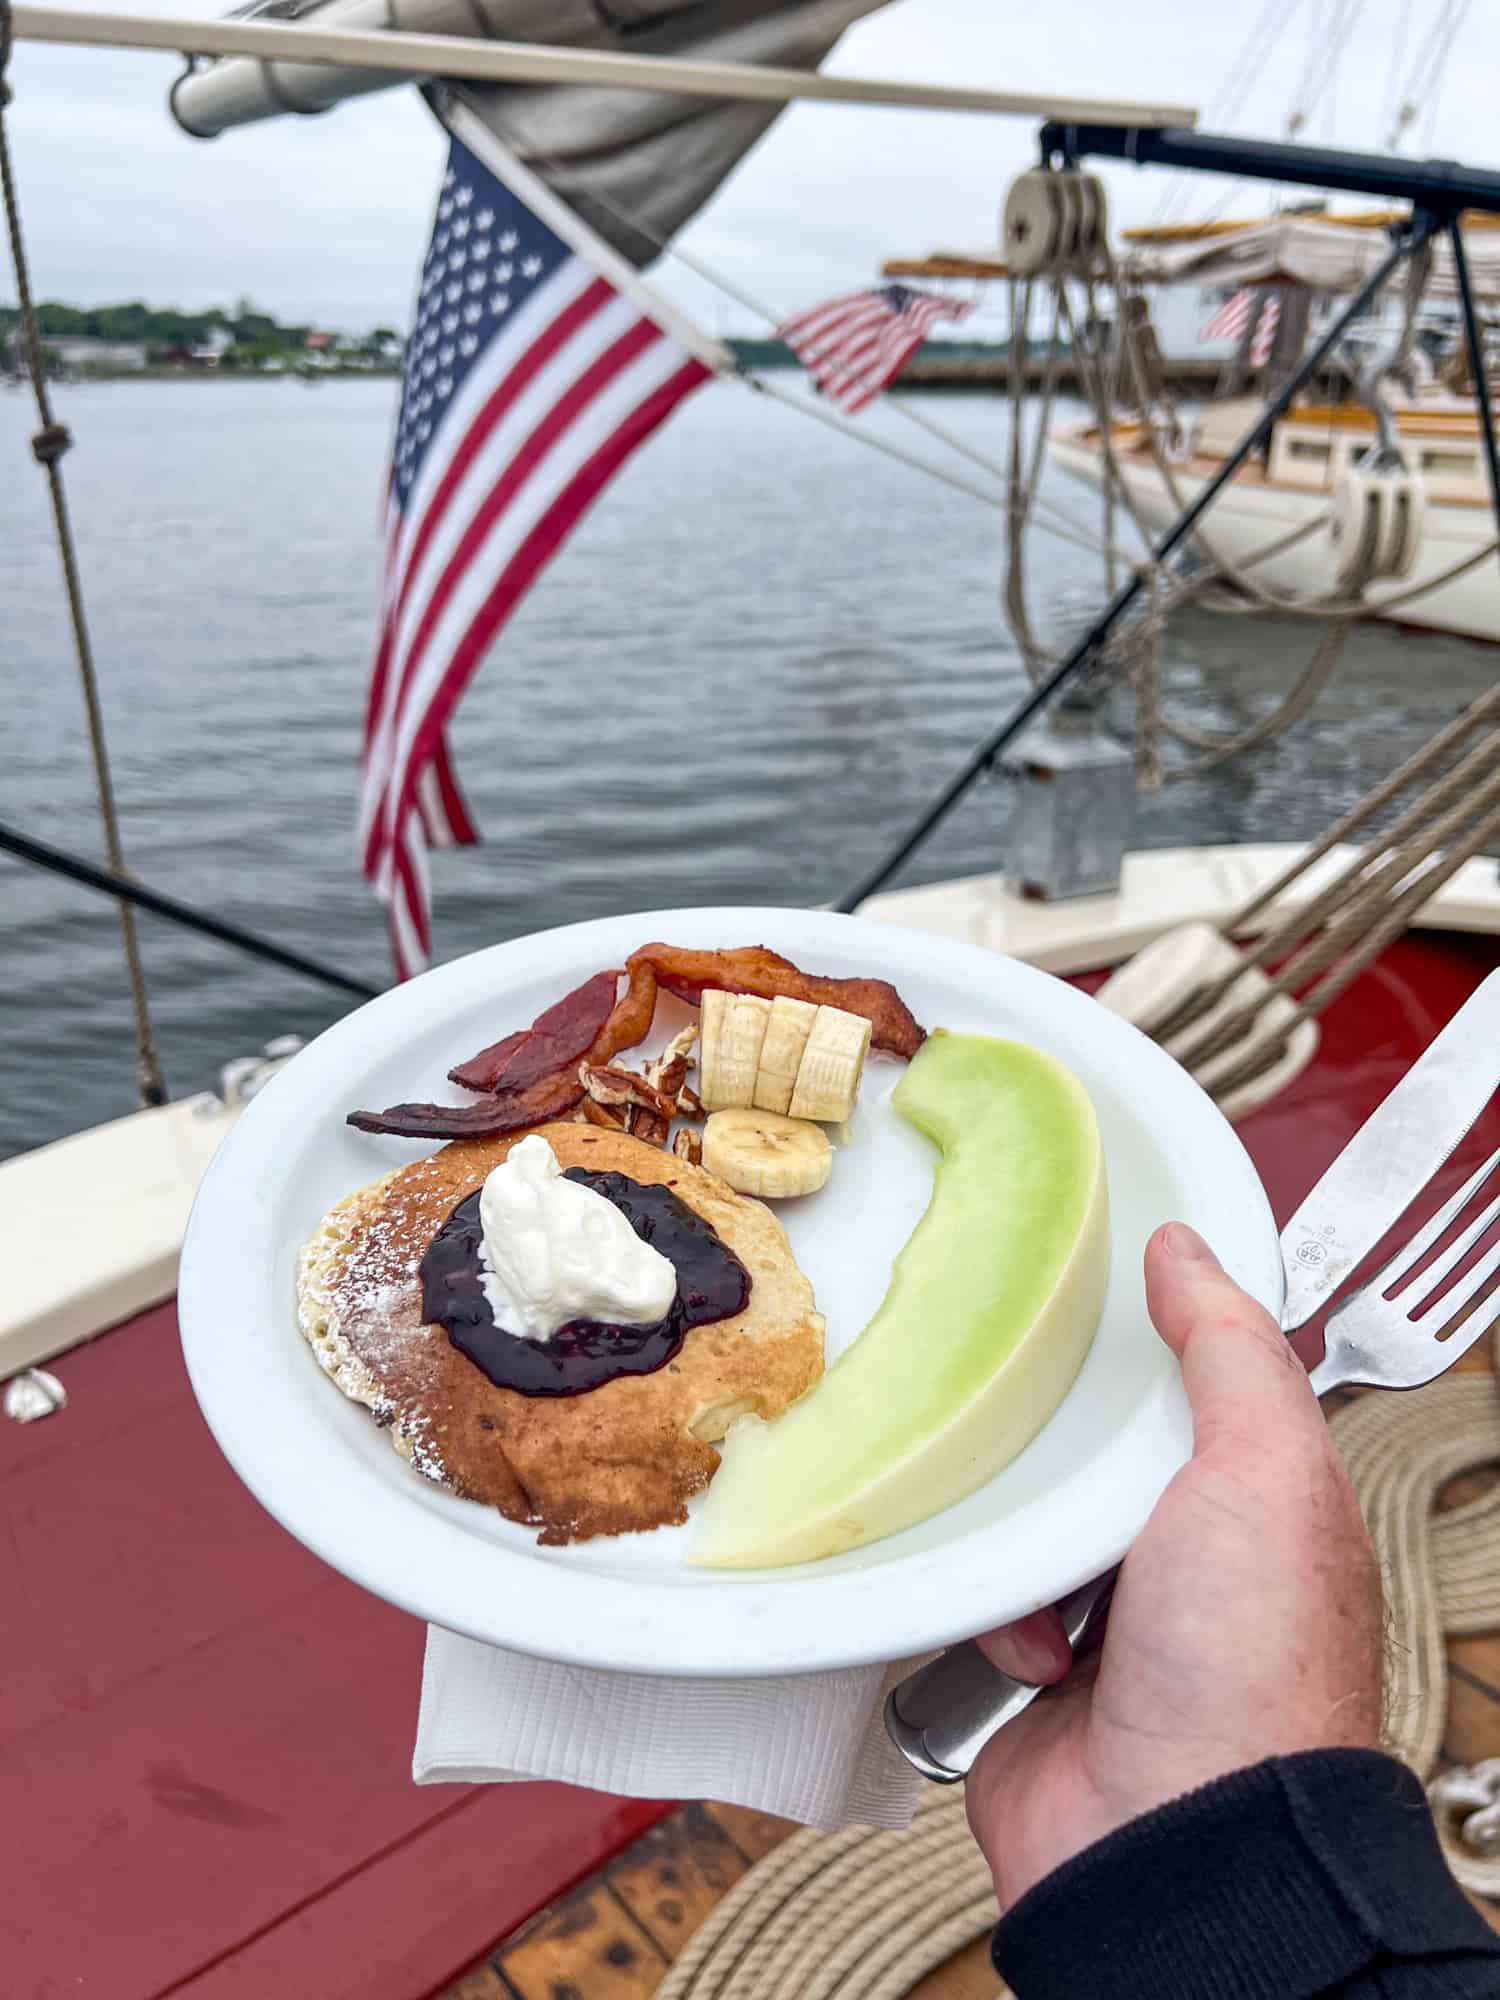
xmin=4 ymin=0 xmax=1496 ymax=333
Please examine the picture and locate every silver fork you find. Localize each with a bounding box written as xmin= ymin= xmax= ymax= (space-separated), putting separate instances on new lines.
xmin=1310 ymin=1145 xmax=1500 ymax=1393
xmin=886 ymin=1141 xmax=1500 ymax=1783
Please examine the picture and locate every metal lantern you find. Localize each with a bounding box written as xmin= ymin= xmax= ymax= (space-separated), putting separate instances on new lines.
xmin=999 ymin=717 xmax=1137 ymax=902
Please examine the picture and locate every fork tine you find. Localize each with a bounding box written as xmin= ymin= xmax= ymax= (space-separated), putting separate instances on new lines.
xmin=1428 ymin=1260 xmax=1500 ymax=1368
xmin=1382 ymin=1146 xmax=1500 ymax=1294
xmin=1405 ymin=1178 xmax=1500 ymax=1312
xmin=1427 ymin=1223 xmax=1500 ymax=1337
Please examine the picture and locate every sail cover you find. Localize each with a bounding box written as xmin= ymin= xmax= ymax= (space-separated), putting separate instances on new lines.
xmin=172 ymin=0 xmax=888 ymax=258
xmin=1120 ymin=216 xmax=1500 ymax=305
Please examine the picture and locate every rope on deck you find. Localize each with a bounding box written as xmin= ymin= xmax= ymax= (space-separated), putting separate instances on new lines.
xmin=1330 ymin=1370 xmax=1500 ymax=1898
xmin=656 ymin=1789 xmax=1000 ymax=2000
xmin=0 ymin=0 xmax=167 ymax=1106
xmin=655 ymin=1365 xmax=1500 ymax=1998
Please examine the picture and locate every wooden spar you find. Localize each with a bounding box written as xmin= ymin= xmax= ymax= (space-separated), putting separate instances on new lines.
xmin=7 ymin=4 xmax=1199 ymax=127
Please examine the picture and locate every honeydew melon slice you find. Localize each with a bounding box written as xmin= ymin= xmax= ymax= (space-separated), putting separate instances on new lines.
xmin=690 ymin=1030 xmax=1109 ymax=1569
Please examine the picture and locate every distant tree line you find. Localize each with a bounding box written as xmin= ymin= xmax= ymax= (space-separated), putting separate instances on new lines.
xmin=0 ymin=297 xmax=403 ymax=370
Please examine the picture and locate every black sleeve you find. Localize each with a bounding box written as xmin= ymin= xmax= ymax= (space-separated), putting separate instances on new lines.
xmin=992 ymin=1749 xmax=1500 ymax=1999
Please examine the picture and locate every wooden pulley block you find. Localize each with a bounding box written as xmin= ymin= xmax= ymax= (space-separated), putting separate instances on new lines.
xmin=1330 ymin=465 xmax=1424 ymax=593
xmin=1001 ymin=168 xmax=1065 ymax=276
xmin=1054 ymin=171 xmax=1086 ymax=268
xmin=1002 ymin=169 xmax=1109 ymax=276
xmin=1070 ymin=173 xmax=1109 ymax=268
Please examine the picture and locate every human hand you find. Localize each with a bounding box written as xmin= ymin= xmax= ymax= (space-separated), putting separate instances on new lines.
xmin=966 ymin=1221 xmax=1383 ymax=1910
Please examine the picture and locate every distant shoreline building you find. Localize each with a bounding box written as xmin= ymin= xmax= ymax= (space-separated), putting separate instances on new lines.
xmin=44 ymin=334 xmax=150 ymax=373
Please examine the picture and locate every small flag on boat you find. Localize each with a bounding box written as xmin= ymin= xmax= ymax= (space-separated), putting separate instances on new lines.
xmin=778 ymin=285 xmax=973 ymax=415
xmin=1199 ymin=286 xmax=1281 ymax=366
xmin=358 ymin=116 xmax=719 ymax=980
xmin=1250 ymin=292 xmax=1283 ymax=367
xmin=1199 ymin=287 xmax=1257 ymax=343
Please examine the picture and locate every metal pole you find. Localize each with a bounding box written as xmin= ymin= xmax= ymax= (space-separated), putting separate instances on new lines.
xmin=835 ymin=216 xmax=1436 ymax=913
xmin=5 ymin=6 xmax=1197 ymax=129
xmin=1040 ymin=120 xmax=1500 ymax=216
xmin=0 ymin=820 xmax=381 ymax=1000
xmin=1448 ymin=217 xmax=1500 ymax=558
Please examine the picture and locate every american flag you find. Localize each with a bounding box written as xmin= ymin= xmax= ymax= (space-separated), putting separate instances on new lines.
xmin=1199 ymin=286 xmax=1282 ymax=366
xmin=1250 ymin=292 xmax=1283 ymax=368
xmin=359 ymin=115 xmax=716 ymax=979
xmin=778 ymin=284 xmax=973 ymax=414
xmin=1199 ymin=287 xmax=1257 ymax=344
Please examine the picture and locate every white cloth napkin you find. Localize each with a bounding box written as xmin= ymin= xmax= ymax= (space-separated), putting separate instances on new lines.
xmin=414 ymin=1624 xmax=929 ymax=1831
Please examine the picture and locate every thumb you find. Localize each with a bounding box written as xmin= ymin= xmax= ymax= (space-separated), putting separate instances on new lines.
xmin=1145 ymin=1222 xmax=1321 ymax=1455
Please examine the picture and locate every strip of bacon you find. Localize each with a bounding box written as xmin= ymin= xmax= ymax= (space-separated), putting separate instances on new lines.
xmin=586 ymin=959 xmax=657 ymax=1066
xmin=347 ymin=1068 xmax=583 ymax=1141
xmin=448 ymin=970 xmax=621 ymax=1092
xmin=626 ymin=942 xmax=925 ymax=1060
xmin=446 ymin=1028 xmax=528 ymax=1094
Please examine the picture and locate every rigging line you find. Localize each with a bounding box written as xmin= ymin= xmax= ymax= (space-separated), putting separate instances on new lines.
xmin=831 ymin=219 xmax=1431 ymax=912
xmin=1317 ymin=0 xmax=1370 ymax=130
xmin=0 ymin=820 xmax=382 ymax=999
xmin=742 ymin=371 xmax=1035 ymax=521
xmin=466 ymin=99 xmax=1108 ymax=555
xmin=1286 ymin=0 xmax=1328 ymax=134
xmin=1382 ymin=0 xmax=1413 ymax=143
xmin=659 ymin=235 xmax=1109 ymax=557
xmin=1391 ymin=0 xmax=1466 ymax=148
xmin=1418 ymin=0 xmax=1475 ymax=152
xmin=0 ymin=0 xmax=168 ymax=1108
xmin=1151 ymin=0 xmax=1303 ymax=224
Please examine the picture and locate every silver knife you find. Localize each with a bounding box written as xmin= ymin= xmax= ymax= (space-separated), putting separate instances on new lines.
xmin=887 ymin=967 xmax=1500 ymax=1782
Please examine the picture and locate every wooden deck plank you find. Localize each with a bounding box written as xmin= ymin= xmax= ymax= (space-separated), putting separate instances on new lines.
xmin=440 ymin=1968 xmax=521 ymax=2000
xmin=607 ymin=1804 xmax=756 ymax=1960
xmin=702 ymin=1802 xmax=797 ymax=1863
xmin=1445 ymin=1640 xmax=1500 ymax=1769
xmin=499 ymin=1882 xmax=669 ymax=2000
xmin=907 ymin=1937 xmax=1002 ymax=2000
xmin=1448 ymin=1632 xmax=1500 ymax=1697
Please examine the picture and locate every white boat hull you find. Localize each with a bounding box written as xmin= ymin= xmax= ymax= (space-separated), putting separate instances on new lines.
xmin=1049 ymin=433 xmax=1500 ymax=643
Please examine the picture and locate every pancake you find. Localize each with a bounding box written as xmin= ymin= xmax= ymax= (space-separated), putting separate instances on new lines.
xmin=297 ymin=1121 xmax=825 ymax=1544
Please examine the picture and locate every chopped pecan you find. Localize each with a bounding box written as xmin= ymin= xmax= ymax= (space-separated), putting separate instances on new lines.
xmin=643 ymin=1027 xmax=699 ymax=1107
xmin=671 ymin=1127 xmax=703 ymax=1166
xmin=633 ymin=1112 xmax=671 ymax=1148
xmin=676 ymin=1083 xmax=705 ymax=1120
xmin=578 ymin=1063 xmax=678 ymax=1120
xmin=580 ymin=1095 xmax=628 ymax=1130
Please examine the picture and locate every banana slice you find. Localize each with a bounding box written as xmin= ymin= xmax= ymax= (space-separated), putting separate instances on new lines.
xmin=753 ymin=996 xmax=819 ymax=1115
xmin=788 ymin=1005 xmax=872 ymax=1123
xmin=699 ymin=992 xmax=771 ymax=1109
xmin=702 ymin=1108 xmax=832 ymax=1199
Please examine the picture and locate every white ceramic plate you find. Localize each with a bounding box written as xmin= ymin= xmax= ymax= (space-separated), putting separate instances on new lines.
xmin=180 ymin=906 xmax=1282 ymax=1677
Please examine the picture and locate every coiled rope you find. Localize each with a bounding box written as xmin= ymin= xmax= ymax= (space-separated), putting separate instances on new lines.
xmin=0 ymin=0 xmax=166 ymax=1106
xmin=656 ymin=1365 xmax=1500 ymax=2000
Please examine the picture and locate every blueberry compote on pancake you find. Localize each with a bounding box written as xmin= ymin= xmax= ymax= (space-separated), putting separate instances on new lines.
xmin=420 ymin=1169 xmax=751 ymax=1397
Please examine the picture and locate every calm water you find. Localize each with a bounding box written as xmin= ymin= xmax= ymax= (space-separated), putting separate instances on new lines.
xmin=3 ymin=377 xmax=1495 ymax=1161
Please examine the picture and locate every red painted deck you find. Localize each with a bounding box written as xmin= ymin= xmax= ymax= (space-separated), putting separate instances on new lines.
xmin=1 ymin=1302 xmax=666 ymax=2000
xmin=5 ymin=928 xmax=1499 ymax=2000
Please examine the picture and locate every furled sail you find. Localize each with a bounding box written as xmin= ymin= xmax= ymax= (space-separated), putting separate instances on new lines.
xmin=171 ymin=0 xmax=888 ymax=259
xmin=1119 ymin=215 xmax=1500 ymax=304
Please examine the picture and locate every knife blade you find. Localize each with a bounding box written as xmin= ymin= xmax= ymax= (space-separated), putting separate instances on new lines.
xmin=1278 ymin=969 xmax=1500 ymax=1332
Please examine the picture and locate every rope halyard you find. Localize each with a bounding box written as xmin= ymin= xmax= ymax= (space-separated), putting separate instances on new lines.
xmin=0 ymin=0 xmax=166 ymax=1107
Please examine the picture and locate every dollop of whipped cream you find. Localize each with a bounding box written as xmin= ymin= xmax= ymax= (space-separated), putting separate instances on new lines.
xmin=477 ymin=1133 xmax=676 ymax=1343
